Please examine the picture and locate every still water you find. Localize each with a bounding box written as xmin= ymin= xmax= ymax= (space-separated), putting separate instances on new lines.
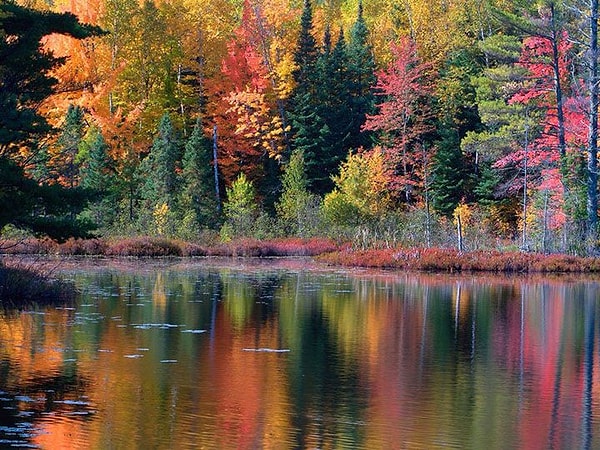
xmin=0 ymin=257 xmax=599 ymax=449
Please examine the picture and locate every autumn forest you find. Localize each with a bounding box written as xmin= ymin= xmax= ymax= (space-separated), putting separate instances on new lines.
xmin=2 ymin=0 xmax=600 ymax=255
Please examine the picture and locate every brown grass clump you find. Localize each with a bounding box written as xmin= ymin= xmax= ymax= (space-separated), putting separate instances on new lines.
xmin=105 ymin=237 xmax=183 ymax=257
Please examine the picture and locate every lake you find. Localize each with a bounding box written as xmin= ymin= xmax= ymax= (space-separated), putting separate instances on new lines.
xmin=0 ymin=257 xmax=599 ymax=449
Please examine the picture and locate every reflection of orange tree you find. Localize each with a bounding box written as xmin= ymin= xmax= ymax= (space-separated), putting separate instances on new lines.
xmin=0 ymin=311 xmax=74 ymax=385
xmin=0 ymin=310 xmax=94 ymax=449
xmin=211 ymin=308 xmax=291 ymax=448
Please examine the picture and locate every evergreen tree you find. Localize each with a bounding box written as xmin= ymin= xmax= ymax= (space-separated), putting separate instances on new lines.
xmin=137 ymin=113 xmax=181 ymax=234
xmin=79 ymin=129 xmax=116 ymax=228
xmin=55 ymin=104 xmax=85 ymax=188
xmin=0 ymin=2 xmax=103 ymax=156
xmin=288 ymin=0 xmax=330 ymax=194
xmin=431 ymin=129 xmax=467 ymax=216
xmin=293 ymin=0 xmax=319 ymax=91
xmin=180 ymin=119 xmax=219 ymax=233
xmin=346 ymin=0 xmax=376 ymax=150
xmin=221 ymin=172 xmax=258 ymax=239
xmin=0 ymin=3 xmax=102 ymax=240
xmin=431 ymin=50 xmax=482 ymax=217
xmin=276 ymin=149 xmax=317 ymax=236
xmin=317 ymin=28 xmax=352 ymax=185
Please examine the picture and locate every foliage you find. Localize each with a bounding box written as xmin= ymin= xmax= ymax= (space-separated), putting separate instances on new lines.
xmin=221 ymin=172 xmax=259 ymax=240
xmin=179 ymin=119 xmax=220 ymax=234
xmin=276 ymin=149 xmax=320 ymax=236
xmin=363 ymin=37 xmax=434 ymax=203
xmin=7 ymin=0 xmax=600 ymax=256
xmin=323 ymin=148 xmax=391 ymax=226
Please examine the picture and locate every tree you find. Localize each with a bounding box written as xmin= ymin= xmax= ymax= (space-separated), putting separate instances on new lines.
xmin=276 ymin=149 xmax=318 ymax=236
xmin=288 ymin=0 xmax=331 ymax=194
xmin=363 ymin=37 xmax=433 ymax=204
xmin=431 ymin=49 xmax=482 ymax=217
xmin=180 ymin=119 xmax=220 ymax=233
xmin=0 ymin=2 xmax=101 ymax=240
xmin=322 ymin=148 xmax=391 ymax=226
xmin=54 ymin=104 xmax=85 ymax=188
xmin=0 ymin=2 xmax=103 ymax=156
xmin=346 ymin=0 xmax=376 ymax=150
xmin=79 ymin=128 xmax=116 ymax=228
xmin=585 ymin=0 xmax=599 ymax=245
xmin=221 ymin=172 xmax=258 ymax=240
xmin=137 ymin=113 xmax=181 ymax=234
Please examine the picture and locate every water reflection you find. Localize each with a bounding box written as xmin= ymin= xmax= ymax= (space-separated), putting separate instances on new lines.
xmin=0 ymin=259 xmax=599 ymax=449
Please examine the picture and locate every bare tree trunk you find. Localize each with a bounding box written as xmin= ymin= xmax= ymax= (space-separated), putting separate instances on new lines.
xmin=522 ymin=117 xmax=529 ymax=250
xmin=457 ymin=213 xmax=464 ymax=252
xmin=549 ymin=3 xmax=570 ymax=252
xmin=588 ymin=0 xmax=599 ymax=248
xmin=543 ymin=190 xmax=549 ymax=254
xmin=213 ymin=125 xmax=222 ymax=213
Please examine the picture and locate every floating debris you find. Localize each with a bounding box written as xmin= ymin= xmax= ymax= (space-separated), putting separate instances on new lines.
xmin=181 ymin=329 xmax=207 ymax=334
xmin=132 ymin=323 xmax=179 ymax=330
xmin=242 ymin=348 xmax=291 ymax=353
xmin=124 ymin=354 xmax=144 ymax=359
xmin=54 ymin=400 xmax=90 ymax=406
xmin=160 ymin=360 xmax=178 ymax=363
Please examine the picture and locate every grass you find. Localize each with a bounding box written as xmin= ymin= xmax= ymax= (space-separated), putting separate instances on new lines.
xmin=3 ymin=237 xmax=600 ymax=273
xmin=318 ymin=247 xmax=600 ymax=273
xmin=0 ymin=260 xmax=76 ymax=308
xmin=0 ymin=236 xmax=342 ymax=258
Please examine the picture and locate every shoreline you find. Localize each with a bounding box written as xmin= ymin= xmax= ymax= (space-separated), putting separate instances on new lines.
xmin=2 ymin=236 xmax=600 ymax=274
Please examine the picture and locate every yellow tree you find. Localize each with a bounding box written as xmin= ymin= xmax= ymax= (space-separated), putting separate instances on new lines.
xmin=323 ymin=147 xmax=392 ymax=226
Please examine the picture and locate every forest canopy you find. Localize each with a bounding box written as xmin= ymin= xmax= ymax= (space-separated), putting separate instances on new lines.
xmin=2 ymin=0 xmax=600 ymax=254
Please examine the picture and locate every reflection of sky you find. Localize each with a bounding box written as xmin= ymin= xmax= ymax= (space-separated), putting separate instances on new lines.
xmin=0 ymin=261 xmax=597 ymax=449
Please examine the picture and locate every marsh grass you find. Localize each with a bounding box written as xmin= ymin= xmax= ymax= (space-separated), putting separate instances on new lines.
xmin=0 ymin=259 xmax=76 ymax=308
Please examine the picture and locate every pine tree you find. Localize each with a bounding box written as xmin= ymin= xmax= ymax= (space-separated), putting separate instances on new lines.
xmin=55 ymin=104 xmax=85 ymax=188
xmin=180 ymin=119 xmax=219 ymax=233
xmin=79 ymin=129 xmax=116 ymax=228
xmin=221 ymin=172 xmax=258 ymax=239
xmin=317 ymin=28 xmax=352 ymax=185
xmin=276 ymin=149 xmax=317 ymax=236
xmin=431 ymin=130 xmax=466 ymax=216
xmin=293 ymin=0 xmax=319 ymax=91
xmin=138 ymin=113 xmax=181 ymax=234
xmin=288 ymin=0 xmax=330 ymax=194
xmin=346 ymin=0 xmax=376 ymax=150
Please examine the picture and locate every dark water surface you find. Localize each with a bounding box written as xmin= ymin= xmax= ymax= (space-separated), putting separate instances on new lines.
xmin=0 ymin=257 xmax=599 ymax=449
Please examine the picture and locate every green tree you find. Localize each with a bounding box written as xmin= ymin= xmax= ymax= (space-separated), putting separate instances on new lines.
xmin=0 ymin=2 xmax=103 ymax=156
xmin=137 ymin=113 xmax=181 ymax=234
xmin=55 ymin=104 xmax=85 ymax=188
xmin=346 ymin=0 xmax=376 ymax=150
xmin=221 ymin=172 xmax=258 ymax=240
xmin=317 ymin=28 xmax=352 ymax=185
xmin=431 ymin=50 xmax=482 ymax=216
xmin=276 ymin=149 xmax=318 ymax=236
xmin=0 ymin=2 xmax=101 ymax=240
xmin=432 ymin=129 xmax=467 ymax=217
xmin=79 ymin=128 xmax=116 ymax=229
xmin=179 ymin=119 xmax=219 ymax=235
xmin=288 ymin=0 xmax=330 ymax=194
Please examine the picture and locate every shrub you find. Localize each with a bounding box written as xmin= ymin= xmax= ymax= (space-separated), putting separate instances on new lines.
xmin=106 ymin=237 xmax=183 ymax=257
